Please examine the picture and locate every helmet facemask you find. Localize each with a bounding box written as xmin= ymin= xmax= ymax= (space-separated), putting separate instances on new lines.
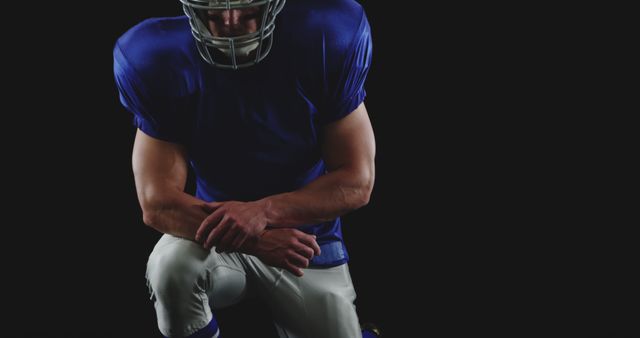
xmin=180 ymin=0 xmax=286 ymax=70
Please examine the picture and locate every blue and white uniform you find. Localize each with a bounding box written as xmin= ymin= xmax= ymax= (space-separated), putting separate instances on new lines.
xmin=115 ymin=0 xmax=372 ymax=337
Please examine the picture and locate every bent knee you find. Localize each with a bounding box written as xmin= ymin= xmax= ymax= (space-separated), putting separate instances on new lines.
xmin=208 ymin=265 xmax=247 ymax=309
xmin=146 ymin=240 xmax=208 ymax=298
xmin=320 ymin=289 xmax=355 ymax=306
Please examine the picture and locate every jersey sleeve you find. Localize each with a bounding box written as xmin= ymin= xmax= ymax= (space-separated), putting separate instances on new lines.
xmin=113 ymin=40 xmax=188 ymax=144
xmin=317 ymin=9 xmax=373 ymax=124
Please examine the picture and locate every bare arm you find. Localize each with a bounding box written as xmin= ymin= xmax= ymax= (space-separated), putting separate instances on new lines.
xmin=132 ymin=129 xmax=205 ymax=240
xmin=261 ymin=103 xmax=376 ymax=226
xmin=198 ymin=103 xmax=376 ymax=251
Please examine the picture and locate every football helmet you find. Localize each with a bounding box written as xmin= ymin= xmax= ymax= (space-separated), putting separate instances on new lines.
xmin=180 ymin=0 xmax=286 ymax=69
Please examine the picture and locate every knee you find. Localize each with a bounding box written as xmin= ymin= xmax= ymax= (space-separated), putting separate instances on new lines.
xmin=317 ymin=289 xmax=356 ymax=310
xmin=208 ymin=266 xmax=247 ymax=309
xmin=146 ymin=244 xmax=207 ymax=300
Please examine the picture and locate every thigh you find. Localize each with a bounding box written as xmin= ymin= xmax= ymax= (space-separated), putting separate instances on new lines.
xmin=146 ymin=234 xmax=251 ymax=309
xmin=203 ymin=248 xmax=251 ymax=310
xmin=244 ymin=258 xmax=361 ymax=338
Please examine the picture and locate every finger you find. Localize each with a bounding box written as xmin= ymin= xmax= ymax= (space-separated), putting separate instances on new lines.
xmin=287 ymin=251 xmax=310 ymax=269
xmin=216 ymin=225 xmax=239 ymax=253
xmin=298 ymin=234 xmax=321 ymax=256
xmin=294 ymin=243 xmax=315 ymax=259
xmin=284 ymin=260 xmax=304 ymax=277
xmin=202 ymin=201 xmax=224 ymax=213
xmin=209 ymin=216 xmax=232 ymax=246
xmin=205 ymin=217 xmax=231 ymax=249
xmin=196 ymin=208 xmax=225 ymax=242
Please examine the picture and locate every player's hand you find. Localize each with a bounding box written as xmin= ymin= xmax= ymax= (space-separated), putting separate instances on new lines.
xmin=196 ymin=200 xmax=269 ymax=253
xmin=252 ymin=229 xmax=321 ymax=277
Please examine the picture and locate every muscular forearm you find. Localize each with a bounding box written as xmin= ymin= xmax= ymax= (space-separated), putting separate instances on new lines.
xmin=260 ymin=168 xmax=374 ymax=228
xmin=142 ymin=190 xmax=264 ymax=255
xmin=141 ymin=189 xmax=209 ymax=241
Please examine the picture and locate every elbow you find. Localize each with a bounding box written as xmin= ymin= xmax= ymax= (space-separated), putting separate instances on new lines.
xmin=141 ymin=208 xmax=159 ymax=228
xmin=351 ymin=170 xmax=375 ymax=209
xmin=139 ymin=195 xmax=168 ymax=228
xmin=136 ymin=185 xmax=183 ymax=229
xmin=352 ymin=193 xmax=370 ymax=210
xmin=355 ymin=182 xmax=373 ymax=208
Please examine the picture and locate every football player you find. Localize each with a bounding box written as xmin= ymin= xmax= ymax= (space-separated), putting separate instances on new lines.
xmin=114 ymin=1 xmax=378 ymax=337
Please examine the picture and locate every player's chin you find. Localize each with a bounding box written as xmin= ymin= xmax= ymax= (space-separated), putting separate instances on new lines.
xmin=209 ymin=46 xmax=258 ymax=65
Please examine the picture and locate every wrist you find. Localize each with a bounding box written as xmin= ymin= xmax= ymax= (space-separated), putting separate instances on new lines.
xmin=258 ymin=196 xmax=277 ymax=225
xmin=241 ymin=230 xmax=268 ymax=256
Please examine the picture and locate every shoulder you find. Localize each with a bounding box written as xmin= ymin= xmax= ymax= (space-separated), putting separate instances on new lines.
xmin=286 ymin=0 xmax=366 ymax=26
xmin=114 ymin=16 xmax=195 ymax=84
xmin=279 ymin=0 xmax=369 ymax=56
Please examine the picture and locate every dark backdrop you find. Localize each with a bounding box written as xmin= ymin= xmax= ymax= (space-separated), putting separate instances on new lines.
xmin=3 ymin=1 xmax=637 ymax=338
xmin=4 ymin=1 xmax=416 ymax=337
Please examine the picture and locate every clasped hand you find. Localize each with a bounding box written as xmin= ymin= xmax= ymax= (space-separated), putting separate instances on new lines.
xmin=196 ymin=200 xmax=321 ymax=276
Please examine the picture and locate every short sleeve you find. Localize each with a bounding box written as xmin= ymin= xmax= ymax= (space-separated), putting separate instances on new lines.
xmin=318 ymin=11 xmax=373 ymax=124
xmin=113 ymin=42 xmax=187 ymax=144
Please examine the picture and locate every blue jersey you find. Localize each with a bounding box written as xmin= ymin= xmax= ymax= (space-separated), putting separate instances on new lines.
xmin=114 ymin=0 xmax=372 ymax=266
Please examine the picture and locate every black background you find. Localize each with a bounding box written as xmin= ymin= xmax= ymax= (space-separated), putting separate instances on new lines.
xmin=3 ymin=1 xmax=637 ymax=337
